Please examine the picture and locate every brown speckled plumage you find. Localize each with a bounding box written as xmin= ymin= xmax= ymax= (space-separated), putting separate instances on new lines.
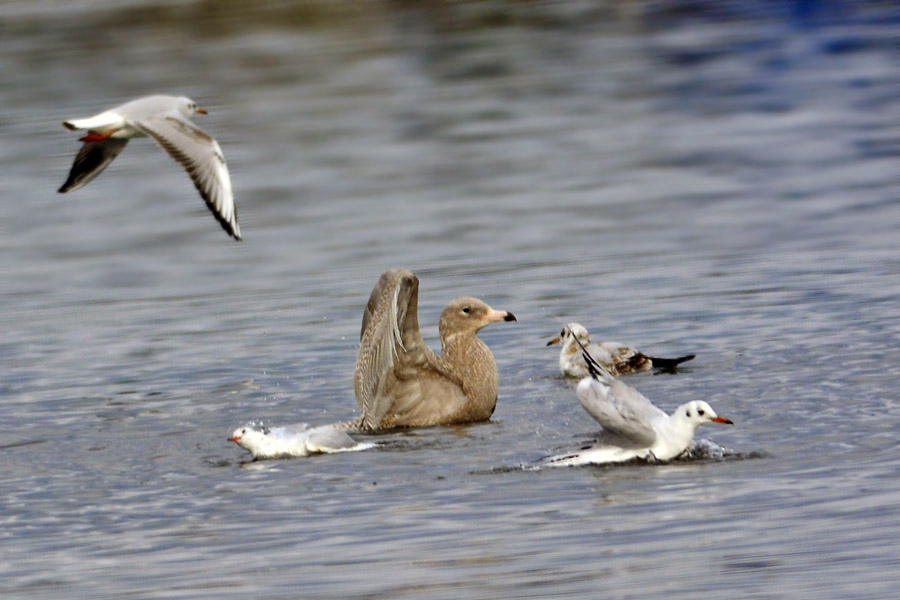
xmin=351 ymin=269 xmax=516 ymax=431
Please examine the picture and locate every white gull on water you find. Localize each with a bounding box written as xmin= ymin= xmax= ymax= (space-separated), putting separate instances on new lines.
xmin=547 ymin=322 xmax=695 ymax=378
xmin=544 ymin=343 xmax=732 ymax=467
xmin=229 ymin=423 xmax=374 ymax=460
xmin=58 ymin=94 xmax=241 ymax=240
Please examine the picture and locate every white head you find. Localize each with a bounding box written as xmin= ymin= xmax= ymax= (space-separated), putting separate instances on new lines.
xmin=547 ymin=322 xmax=591 ymax=351
xmin=672 ymin=400 xmax=734 ymax=430
xmin=229 ymin=425 xmax=268 ymax=453
xmin=177 ymin=96 xmax=207 ymax=117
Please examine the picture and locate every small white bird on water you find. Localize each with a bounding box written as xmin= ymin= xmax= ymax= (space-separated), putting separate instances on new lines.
xmin=229 ymin=423 xmax=374 ymax=460
xmin=547 ymin=322 xmax=695 ymax=378
xmin=544 ymin=342 xmax=732 ymax=467
xmin=58 ymin=94 xmax=241 ymax=240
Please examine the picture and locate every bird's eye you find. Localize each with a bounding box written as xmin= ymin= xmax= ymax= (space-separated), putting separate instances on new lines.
xmin=685 ymin=411 xmax=691 ymax=418
xmin=241 ymin=428 xmax=246 ymax=434
xmin=560 ymin=329 xmax=566 ymax=337
xmin=462 ymin=307 xmax=471 ymax=314
xmin=698 ymin=409 xmax=705 ymax=416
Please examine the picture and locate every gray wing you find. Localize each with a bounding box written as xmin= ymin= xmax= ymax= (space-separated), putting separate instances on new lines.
xmin=58 ymin=138 xmax=129 ymax=193
xmin=575 ymin=376 xmax=664 ymax=447
xmin=584 ymin=343 xmax=616 ymax=370
xmin=133 ymin=116 xmax=241 ymax=240
xmin=304 ymin=426 xmax=361 ymax=452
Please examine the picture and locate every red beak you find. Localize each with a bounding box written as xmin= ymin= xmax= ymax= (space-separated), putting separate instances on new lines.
xmin=711 ymin=416 xmax=734 ymax=425
xmin=196 ymin=108 xmax=208 ymax=114
xmin=546 ymin=337 xmax=561 ymax=346
xmin=228 ymin=436 xmax=240 ymax=442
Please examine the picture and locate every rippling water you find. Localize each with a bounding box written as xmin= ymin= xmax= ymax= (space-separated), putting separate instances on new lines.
xmin=2 ymin=1 xmax=899 ymax=598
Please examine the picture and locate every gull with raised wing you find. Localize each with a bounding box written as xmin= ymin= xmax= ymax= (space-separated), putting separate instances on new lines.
xmin=544 ymin=344 xmax=732 ymax=467
xmin=229 ymin=423 xmax=373 ymax=460
xmin=58 ymin=94 xmax=241 ymax=240
xmin=547 ymin=322 xmax=695 ymax=378
xmin=350 ymin=269 xmax=517 ymax=431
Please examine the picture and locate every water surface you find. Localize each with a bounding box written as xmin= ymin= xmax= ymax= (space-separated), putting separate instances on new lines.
xmin=1 ymin=2 xmax=899 ymax=598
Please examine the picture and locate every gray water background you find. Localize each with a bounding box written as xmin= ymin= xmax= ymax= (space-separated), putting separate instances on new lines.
xmin=1 ymin=1 xmax=899 ymax=598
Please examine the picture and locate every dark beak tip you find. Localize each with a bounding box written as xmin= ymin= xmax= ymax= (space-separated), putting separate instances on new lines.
xmin=504 ymin=312 xmax=517 ymax=322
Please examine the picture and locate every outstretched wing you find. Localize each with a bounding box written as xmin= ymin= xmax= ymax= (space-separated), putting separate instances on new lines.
xmin=574 ymin=341 xmax=666 ymax=447
xmin=575 ymin=377 xmax=662 ymax=447
xmin=133 ymin=116 xmax=241 ymax=240
xmin=353 ymin=270 xmax=464 ymax=430
xmin=58 ymin=138 xmax=129 ymax=193
xmin=354 ymin=270 xmax=426 ymax=429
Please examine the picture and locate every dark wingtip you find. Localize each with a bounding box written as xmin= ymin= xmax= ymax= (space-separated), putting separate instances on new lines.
xmin=649 ymin=354 xmax=697 ymax=370
xmin=569 ymin=327 xmax=604 ymax=380
xmin=582 ymin=350 xmax=603 ymax=380
xmin=58 ymin=178 xmax=77 ymax=194
xmin=62 ymin=121 xmax=77 ymax=131
xmin=504 ymin=312 xmax=517 ymax=322
xmin=205 ymin=204 xmax=241 ymax=241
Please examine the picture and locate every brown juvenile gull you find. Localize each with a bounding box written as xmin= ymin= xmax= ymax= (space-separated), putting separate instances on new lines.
xmin=58 ymin=94 xmax=241 ymax=240
xmin=547 ymin=322 xmax=695 ymax=378
xmin=349 ymin=269 xmax=517 ymax=431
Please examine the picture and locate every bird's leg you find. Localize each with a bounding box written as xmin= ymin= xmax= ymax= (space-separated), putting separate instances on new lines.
xmin=79 ymin=129 xmax=120 ymax=142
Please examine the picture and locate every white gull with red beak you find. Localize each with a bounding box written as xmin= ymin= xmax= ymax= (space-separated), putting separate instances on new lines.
xmin=545 ymin=344 xmax=733 ymax=466
xmin=58 ymin=94 xmax=241 ymax=240
xmin=229 ymin=423 xmax=373 ymax=460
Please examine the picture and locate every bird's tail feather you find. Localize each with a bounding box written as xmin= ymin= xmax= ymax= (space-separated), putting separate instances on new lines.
xmin=648 ymin=354 xmax=696 ymax=370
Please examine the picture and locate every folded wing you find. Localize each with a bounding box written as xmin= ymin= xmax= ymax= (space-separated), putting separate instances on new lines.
xmin=594 ymin=341 xmax=652 ymax=374
xmin=303 ymin=426 xmax=363 ymax=453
